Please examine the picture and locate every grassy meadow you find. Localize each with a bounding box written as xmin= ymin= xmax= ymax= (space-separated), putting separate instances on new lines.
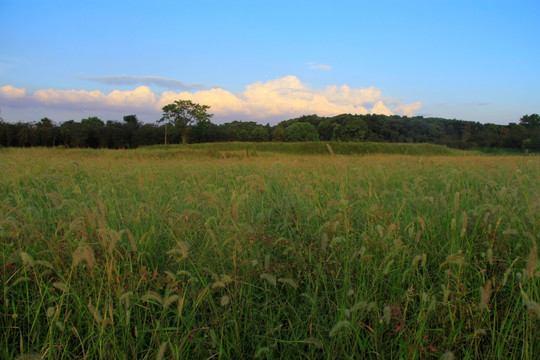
xmin=1 ymin=144 xmax=539 ymax=359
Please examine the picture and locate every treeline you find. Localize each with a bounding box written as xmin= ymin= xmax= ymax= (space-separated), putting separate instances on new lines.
xmin=1 ymin=113 xmax=539 ymax=151
xmin=274 ymin=113 xmax=540 ymax=150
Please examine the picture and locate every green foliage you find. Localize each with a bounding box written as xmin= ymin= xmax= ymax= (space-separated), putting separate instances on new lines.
xmin=284 ymin=122 xmax=319 ymax=142
xmin=520 ymin=114 xmax=540 ymax=128
xmin=158 ymin=100 xmax=213 ymax=144
xmin=519 ymin=114 xmax=540 ymax=151
xmin=80 ymin=116 xmax=104 ymax=127
xmin=341 ymin=117 xmax=368 ymax=141
xmin=1 ymin=112 xmax=539 ymax=152
xmin=272 ymin=126 xmax=285 ymax=142
xmin=317 ymin=117 xmax=334 ymax=141
xmin=123 ymin=114 xmax=140 ymax=127
xmin=250 ymin=125 xmax=269 ymax=142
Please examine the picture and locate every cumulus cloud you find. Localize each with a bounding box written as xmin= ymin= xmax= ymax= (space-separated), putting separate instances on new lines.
xmin=320 ymin=85 xmax=382 ymax=106
xmin=0 ymin=76 xmax=423 ymax=123
xmin=160 ymin=76 xmax=378 ymax=120
xmin=81 ymin=75 xmax=211 ymax=90
xmin=31 ymin=86 xmax=157 ymax=111
xmin=371 ymin=101 xmax=394 ymax=116
xmin=0 ymin=85 xmax=26 ymax=99
xmin=392 ymin=102 xmax=423 ymax=117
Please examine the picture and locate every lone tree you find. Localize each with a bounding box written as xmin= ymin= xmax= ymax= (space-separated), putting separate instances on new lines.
xmin=158 ymin=100 xmax=213 ymax=145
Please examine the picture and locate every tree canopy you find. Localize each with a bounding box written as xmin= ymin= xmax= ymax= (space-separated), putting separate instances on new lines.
xmin=520 ymin=114 xmax=540 ymax=128
xmin=158 ymin=100 xmax=213 ymax=144
xmin=1 ymin=112 xmax=539 ymax=152
xmin=284 ymin=122 xmax=319 ymax=142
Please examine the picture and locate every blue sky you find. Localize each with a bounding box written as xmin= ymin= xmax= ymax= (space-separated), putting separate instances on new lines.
xmin=1 ymin=0 xmax=539 ymax=125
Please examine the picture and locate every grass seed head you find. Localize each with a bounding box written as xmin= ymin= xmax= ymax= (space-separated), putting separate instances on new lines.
xmin=278 ymin=278 xmax=298 ymax=290
xmin=524 ymin=244 xmax=538 ymax=280
xmin=440 ymin=251 xmax=466 ymax=268
xmin=176 ymin=270 xmax=192 ymax=278
xmin=220 ymin=295 xmax=230 ymax=307
xmin=167 ymin=241 xmax=190 ymax=261
xmin=460 ymin=211 xmax=468 ymax=237
xmin=72 ymin=244 xmax=95 ymax=270
xmin=351 ymin=301 xmax=368 ymax=313
xmin=487 ymin=248 xmax=493 ymax=266
xmin=329 ymin=320 xmax=352 ymax=337
xmin=441 ymin=284 xmax=451 ymax=304
xmin=46 ymin=306 xmax=57 ymax=318
xmin=441 ymin=352 xmax=455 ymax=360
xmin=367 ymin=302 xmax=377 ymax=312
xmin=260 ymin=273 xmax=277 ymax=286
xmin=212 ymin=281 xmax=226 ymax=289
xmin=11 ymin=276 xmax=31 ymax=286
xmin=305 ymin=337 xmax=323 ymax=349
xmin=412 ymin=254 xmax=427 ymax=268
xmin=141 ymin=291 xmax=163 ymax=305
xmin=55 ymin=321 xmax=65 ymax=332
xmin=321 ymin=233 xmax=328 ymax=252
xmin=163 ymin=295 xmax=180 ymax=309
xmin=87 ymin=300 xmax=103 ymax=325
xmin=119 ymin=291 xmax=133 ymax=305
xmin=155 ymin=341 xmax=168 ymax=360
xmin=479 ymin=279 xmax=493 ymax=312
xmin=52 ymin=282 xmax=68 ymax=292
xmin=164 ymin=271 xmax=176 ymax=282
xmin=524 ymin=301 xmax=540 ymax=320
xmin=521 ymin=289 xmax=540 ymax=320
xmin=20 ymin=252 xmax=34 ymax=267
xmin=383 ymin=306 xmax=391 ymax=324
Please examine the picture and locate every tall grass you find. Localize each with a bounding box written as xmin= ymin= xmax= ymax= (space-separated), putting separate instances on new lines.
xmin=1 ymin=147 xmax=538 ymax=359
xmin=143 ymin=141 xmax=471 ymax=157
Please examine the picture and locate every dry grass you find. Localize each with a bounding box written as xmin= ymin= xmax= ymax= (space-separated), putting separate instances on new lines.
xmin=1 ymin=147 xmax=538 ymax=359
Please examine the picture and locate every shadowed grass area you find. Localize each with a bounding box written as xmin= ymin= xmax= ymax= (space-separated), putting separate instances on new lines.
xmin=144 ymin=141 xmax=472 ymax=157
xmin=1 ymin=147 xmax=538 ymax=359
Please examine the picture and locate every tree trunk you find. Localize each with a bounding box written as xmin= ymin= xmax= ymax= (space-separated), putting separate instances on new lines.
xmin=164 ymin=123 xmax=168 ymax=145
xmin=181 ymin=128 xmax=188 ymax=145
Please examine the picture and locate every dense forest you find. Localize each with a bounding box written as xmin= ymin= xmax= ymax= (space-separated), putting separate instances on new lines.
xmin=1 ymin=113 xmax=539 ymax=151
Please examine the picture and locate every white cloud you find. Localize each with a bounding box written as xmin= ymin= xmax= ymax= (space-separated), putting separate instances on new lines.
xmin=371 ymin=101 xmax=394 ymax=116
xmin=320 ymin=85 xmax=382 ymax=106
xmin=0 ymin=77 xmax=423 ymax=123
xmin=0 ymin=85 xmax=26 ymax=99
xmin=105 ymin=86 xmax=157 ymax=109
xmin=33 ymin=88 xmax=105 ymax=107
xmin=392 ymin=102 xmax=423 ymax=117
xmin=160 ymin=88 xmax=246 ymax=115
xmin=31 ymin=86 xmax=157 ymax=111
xmin=160 ymin=76 xmax=376 ymax=120
xmin=309 ymin=64 xmax=332 ymax=71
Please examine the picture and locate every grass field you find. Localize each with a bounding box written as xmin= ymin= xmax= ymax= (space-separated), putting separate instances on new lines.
xmin=1 ymin=145 xmax=539 ymax=359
